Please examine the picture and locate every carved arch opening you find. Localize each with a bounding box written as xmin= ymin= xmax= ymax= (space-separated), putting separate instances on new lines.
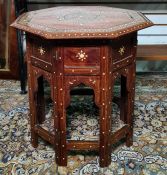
xmin=112 ymin=73 xmax=128 ymax=134
xmin=35 ymin=75 xmax=54 ymax=129
xmin=66 ymin=82 xmax=100 ymax=142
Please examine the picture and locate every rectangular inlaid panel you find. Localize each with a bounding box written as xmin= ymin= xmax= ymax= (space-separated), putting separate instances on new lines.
xmin=31 ymin=38 xmax=53 ymax=64
xmin=111 ymin=35 xmax=134 ymax=63
xmin=64 ymin=47 xmax=100 ymax=75
xmin=31 ymin=56 xmax=53 ymax=72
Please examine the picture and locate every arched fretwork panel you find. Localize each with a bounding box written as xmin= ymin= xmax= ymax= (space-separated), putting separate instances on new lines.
xmin=66 ymin=82 xmax=100 ymax=141
xmin=32 ymin=69 xmax=54 ymax=132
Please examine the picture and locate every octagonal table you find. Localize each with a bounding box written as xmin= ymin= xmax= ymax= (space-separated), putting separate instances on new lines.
xmin=12 ymin=6 xmax=153 ymax=167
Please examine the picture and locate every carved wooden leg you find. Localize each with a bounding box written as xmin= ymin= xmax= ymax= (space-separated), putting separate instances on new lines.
xmin=30 ymin=91 xmax=38 ymax=148
xmin=53 ymin=77 xmax=60 ymax=165
xmin=99 ymin=48 xmax=112 ymax=167
xmin=55 ymin=76 xmax=67 ymax=166
xmin=28 ymin=68 xmax=38 ymax=148
xmin=126 ymin=63 xmax=136 ymax=147
xmin=36 ymin=76 xmax=45 ymax=124
xmin=99 ymin=83 xmax=113 ymax=167
xmin=120 ymin=75 xmax=127 ymax=123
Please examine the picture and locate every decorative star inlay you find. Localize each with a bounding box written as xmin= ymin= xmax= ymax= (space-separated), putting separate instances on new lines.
xmin=38 ymin=46 xmax=45 ymax=55
xmin=76 ymin=50 xmax=88 ymax=61
xmin=119 ymin=46 xmax=125 ymax=55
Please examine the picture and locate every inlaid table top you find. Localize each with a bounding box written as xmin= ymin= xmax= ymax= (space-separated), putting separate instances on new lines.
xmin=12 ymin=6 xmax=153 ymax=39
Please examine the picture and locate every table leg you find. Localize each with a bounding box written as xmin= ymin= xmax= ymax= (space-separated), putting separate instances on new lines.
xmin=28 ymin=70 xmax=38 ymax=148
xmin=120 ymin=75 xmax=127 ymax=123
xmin=99 ymin=47 xmax=113 ymax=167
xmin=99 ymin=87 xmax=113 ymax=167
xmin=55 ymin=76 xmax=67 ymax=166
xmin=36 ymin=76 xmax=45 ymax=124
xmin=99 ymin=77 xmax=113 ymax=167
xmin=126 ymin=63 xmax=136 ymax=147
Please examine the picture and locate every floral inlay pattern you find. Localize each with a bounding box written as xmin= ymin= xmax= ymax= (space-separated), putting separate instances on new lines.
xmin=76 ymin=50 xmax=88 ymax=61
xmin=119 ymin=46 xmax=126 ymax=55
xmin=38 ymin=46 xmax=45 ymax=55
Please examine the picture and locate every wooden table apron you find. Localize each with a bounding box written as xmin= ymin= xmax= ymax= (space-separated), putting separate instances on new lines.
xmin=26 ymin=32 xmax=137 ymax=167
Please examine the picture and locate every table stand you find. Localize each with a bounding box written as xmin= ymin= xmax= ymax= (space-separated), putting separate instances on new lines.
xmin=12 ymin=6 xmax=153 ymax=167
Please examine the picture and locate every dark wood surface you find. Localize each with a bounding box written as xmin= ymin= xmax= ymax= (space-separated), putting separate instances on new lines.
xmin=11 ymin=6 xmax=153 ymax=39
xmin=0 ymin=2 xmax=6 ymax=65
xmin=137 ymin=45 xmax=167 ymax=60
xmin=0 ymin=0 xmax=27 ymax=79
xmin=0 ymin=0 xmax=19 ymax=79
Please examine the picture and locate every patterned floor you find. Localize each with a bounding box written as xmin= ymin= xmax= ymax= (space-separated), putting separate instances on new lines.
xmin=0 ymin=74 xmax=167 ymax=175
